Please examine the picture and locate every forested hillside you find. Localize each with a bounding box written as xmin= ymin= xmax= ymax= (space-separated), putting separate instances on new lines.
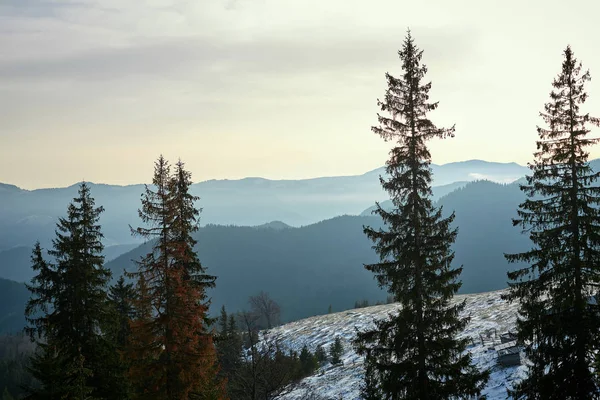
xmin=104 ymin=180 xmax=530 ymax=322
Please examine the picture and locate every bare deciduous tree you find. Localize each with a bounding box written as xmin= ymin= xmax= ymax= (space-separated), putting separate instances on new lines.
xmin=228 ymin=311 xmax=295 ymax=400
xmin=249 ymin=291 xmax=281 ymax=329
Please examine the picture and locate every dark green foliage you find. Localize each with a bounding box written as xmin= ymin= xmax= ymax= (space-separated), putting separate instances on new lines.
xmin=108 ymin=276 xmax=136 ymax=348
xmin=360 ymin=349 xmax=380 ymax=400
xmin=215 ymin=307 xmax=243 ymax=386
xmin=228 ymin=315 xmax=237 ymax=336
xmin=329 ymin=337 xmax=344 ymax=365
xmin=105 ymin=276 xmax=137 ymax=399
xmin=24 ymin=183 xmax=121 ymax=399
xmin=24 ymin=243 xmax=54 ymax=342
xmin=63 ymin=349 xmax=95 ymax=400
xmin=354 ymin=31 xmax=488 ymax=399
xmin=505 ymin=46 xmax=600 ymax=398
xmin=298 ymin=345 xmax=318 ymax=376
xmin=218 ymin=306 xmax=228 ymax=336
xmin=25 ymin=342 xmax=67 ymax=399
xmin=315 ymin=345 xmax=327 ymax=364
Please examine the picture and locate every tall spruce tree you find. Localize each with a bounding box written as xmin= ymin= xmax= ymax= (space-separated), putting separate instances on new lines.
xmin=127 ymin=156 xmax=224 ymax=400
xmin=354 ymin=31 xmax=488 ymax=399
xmin=127 ymin=155 xmax=177 ymax=399
xmin=171 ymin=159 xmax=223 ymax=399
xmin=504 ymin=46 xmax=600 ymax=398
xmin=24 ymin=183 xmax=115 ymax=399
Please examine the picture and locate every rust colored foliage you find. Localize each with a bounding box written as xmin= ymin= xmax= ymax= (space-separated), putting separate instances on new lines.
xmin=127 ymin=157 xmax=226 ymax=400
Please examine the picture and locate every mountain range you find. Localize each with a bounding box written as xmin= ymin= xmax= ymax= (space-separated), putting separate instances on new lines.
xmin=0 ymin=160 xmax=529 ymax=252
xmin=4 ymin=158 xmax=595 ymax=327
xmin=0 ymin=176 xmax=529 ymax=324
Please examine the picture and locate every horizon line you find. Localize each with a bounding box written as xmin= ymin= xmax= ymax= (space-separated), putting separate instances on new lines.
xmin=0 ymin=158 xmax=531 ymax=191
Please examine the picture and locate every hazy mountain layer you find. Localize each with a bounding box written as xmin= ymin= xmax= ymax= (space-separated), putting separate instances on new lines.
xmin=0 ymin=278 xmax=30 ymax=334
xmin=0 ymin=160 xmax=530 ymax=251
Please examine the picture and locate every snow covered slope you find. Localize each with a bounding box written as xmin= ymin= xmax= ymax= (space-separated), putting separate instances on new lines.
xmin=267 ymin=289 xmax=527 ymax=399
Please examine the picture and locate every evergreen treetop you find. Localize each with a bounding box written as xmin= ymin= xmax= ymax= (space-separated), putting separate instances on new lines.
xmin=505 ymin=45 xmax=600 ymax=399
xmin=127 ymin=156 xmax=225 ymax=400
xmin=354 ymin=30 xmax=488 ymax=399
xmin=24 ymin=183 xmax=116 ymax=399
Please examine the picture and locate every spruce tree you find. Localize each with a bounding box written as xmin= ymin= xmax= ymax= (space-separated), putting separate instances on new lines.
xmin=216 ymin=305 xmax=242 ymax=382
xmin=127 ymin=155 xmax=173 ymax=399
xmin=24 ymin=183 xmax=115 ymax=399
xmin=315 ymin=345 xmax=327 ymax=364
xmin=127 ymin=156 xmax=224 ymax=400
xmin=298 ymin=345 xmax=318 ymax=376
xmin=354 ymin=31 xmax=488 ymax=399
xmin=49 ymin=183 xmax=110 ymax=346
xmin=329 ymin=337 xmax=344 ymax=365
xmin=171 ymin=159 xmax=222 ymax=399
xmin=218 ymin=306 xmax=229 ymax=337
xmin=228 ymin=314 xmax=237 ymax=334
xmin=505 ymin=46 xmax=600 ymax=398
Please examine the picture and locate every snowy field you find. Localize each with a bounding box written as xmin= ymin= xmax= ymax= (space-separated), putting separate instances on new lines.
xmin=265 ymin=289 xmax=527 ymax=399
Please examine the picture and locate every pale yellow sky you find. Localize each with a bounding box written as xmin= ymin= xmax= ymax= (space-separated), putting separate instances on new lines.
xmin=1 ymin=0 xmax=600 ymax=189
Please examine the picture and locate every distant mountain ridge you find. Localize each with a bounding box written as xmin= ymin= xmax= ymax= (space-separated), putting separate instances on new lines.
xmin=5 ymin=159 xmax=528 ymax=193
xmin=0 ymin=159 xmax=534 ymax=251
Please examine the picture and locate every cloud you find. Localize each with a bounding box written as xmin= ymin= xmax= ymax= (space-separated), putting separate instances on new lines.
xmin=2 ymin=0 xmax=600 ymax=188
xmin=0 ymin=30 xmax=479 ymax=82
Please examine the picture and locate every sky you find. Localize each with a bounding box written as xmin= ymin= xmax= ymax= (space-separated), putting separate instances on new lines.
xmin=1 ymin=0 xmax=600 ymax=189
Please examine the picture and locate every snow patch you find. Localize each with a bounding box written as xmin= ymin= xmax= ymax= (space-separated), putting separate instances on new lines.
xmin=263 ymin=289 xmax=527 ymax=399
